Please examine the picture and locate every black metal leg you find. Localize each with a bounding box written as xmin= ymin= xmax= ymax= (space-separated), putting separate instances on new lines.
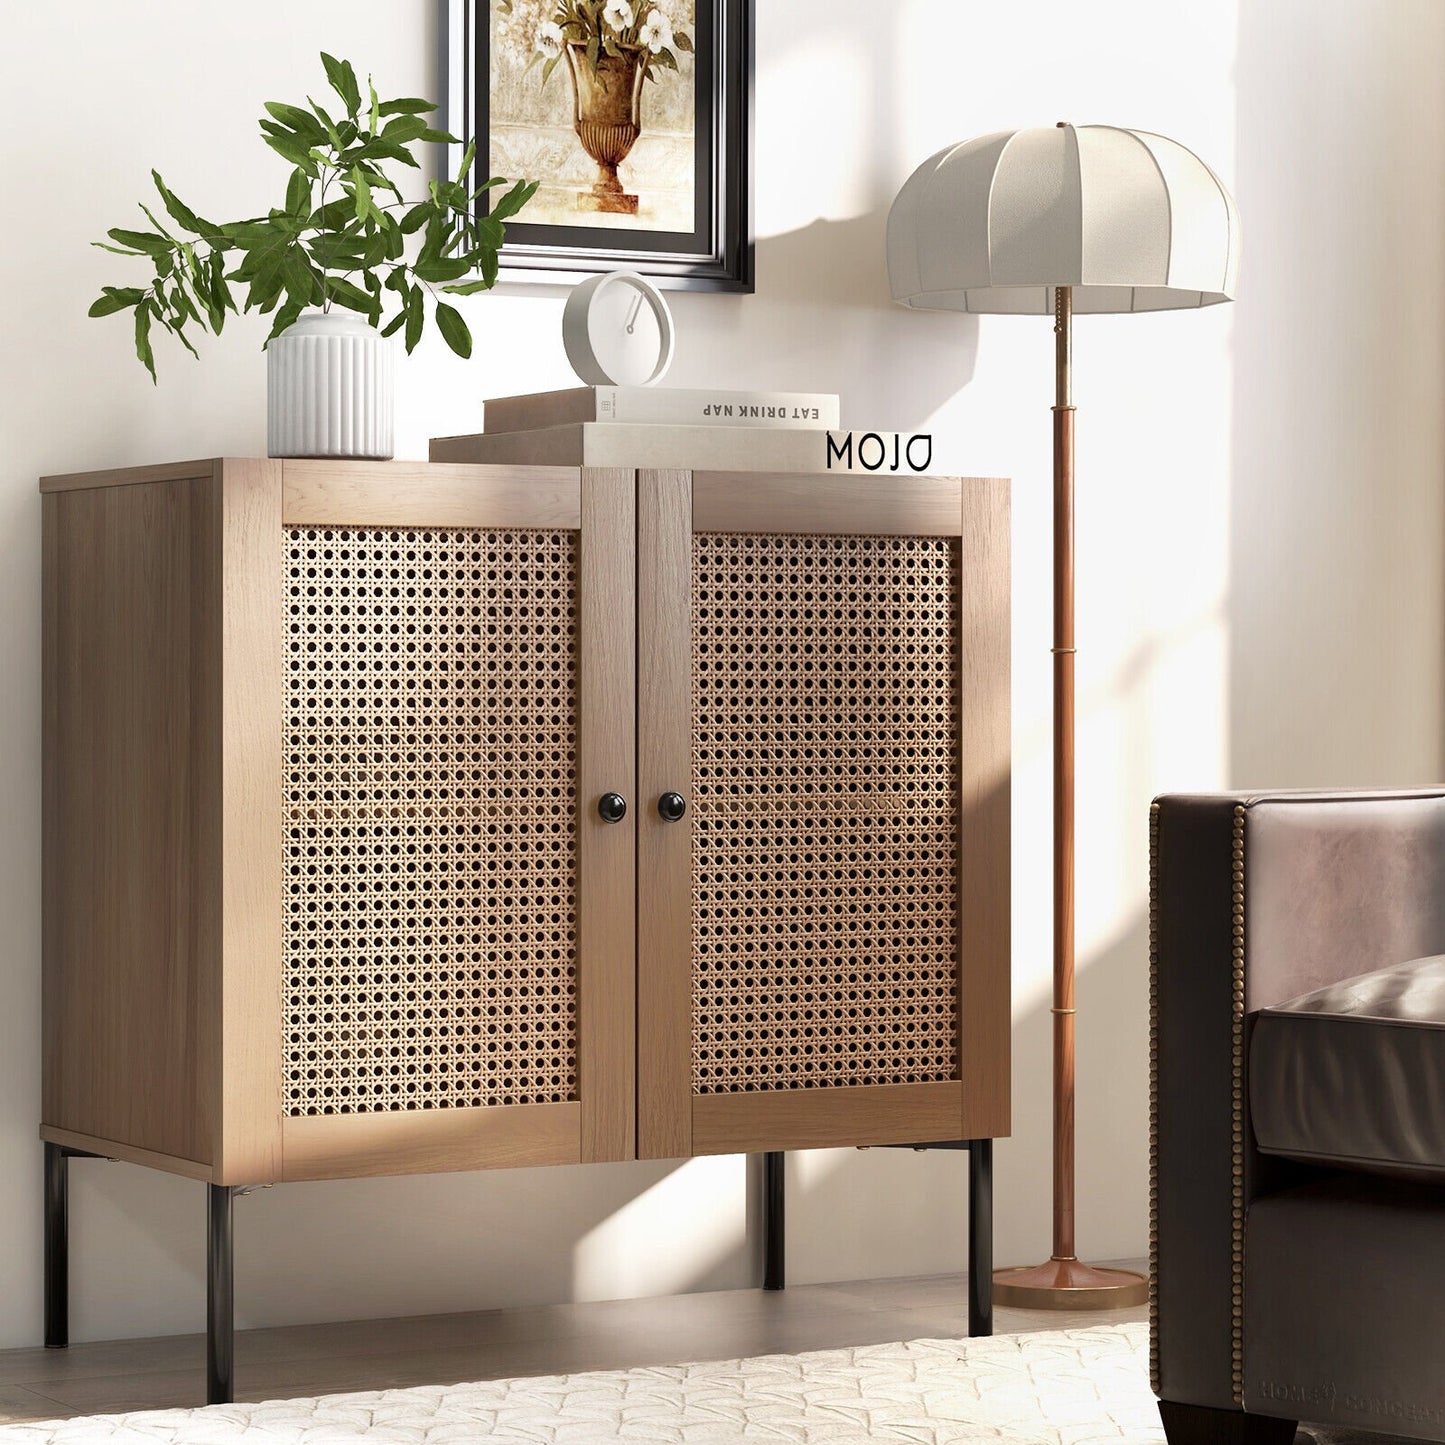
xmin=967 ymin=1138 xmax=993 ymax=1337
xmin=207 ymin=1185 xmax=234 ymax=1406
xmin=44 ymin=1143 xmax=68 ymax=1349
xmin=762 ymin=1151 xmax=785 ymax=1291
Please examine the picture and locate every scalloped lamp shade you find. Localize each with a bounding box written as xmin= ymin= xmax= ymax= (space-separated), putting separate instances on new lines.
xmin=887 ymin=123 xmax=1240 ymax=314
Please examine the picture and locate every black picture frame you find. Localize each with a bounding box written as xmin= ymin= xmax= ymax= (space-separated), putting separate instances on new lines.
xmin=442 ymin=0 xmax=753 ymax=292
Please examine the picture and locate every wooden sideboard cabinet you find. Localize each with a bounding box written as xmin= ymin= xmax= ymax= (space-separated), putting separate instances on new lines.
xmin=40 ymin=457 xmax=1010 ymax=1402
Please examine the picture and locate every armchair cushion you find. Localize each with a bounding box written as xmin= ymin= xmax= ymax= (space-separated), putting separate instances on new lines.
xmin=1250 ymin=954 xmax=1445 ymax=1181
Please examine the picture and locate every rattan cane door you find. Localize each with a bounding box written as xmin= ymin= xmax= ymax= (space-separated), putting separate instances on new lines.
xmin=276 ymin=462 xmax=636 ymax=1180
xmin=636 ymin=470 xmax=1011 ymax=1161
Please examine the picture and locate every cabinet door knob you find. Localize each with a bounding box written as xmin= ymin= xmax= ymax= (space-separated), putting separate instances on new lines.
xmin=597 ymin=792 xmax=628 ymax=824
xmin=658 ymin=791 xmax=687 ymax=822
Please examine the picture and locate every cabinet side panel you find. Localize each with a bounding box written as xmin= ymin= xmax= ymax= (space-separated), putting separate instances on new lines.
xmin=959 ymin=476 xmax=1011 ymax=1139
xmin=218 ymin=459 xmax=284 ymax=1184
xmin=42 ymin=477 xmax=222 ymax=1165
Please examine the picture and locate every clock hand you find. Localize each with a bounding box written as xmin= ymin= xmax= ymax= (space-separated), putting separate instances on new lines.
xmin=625 ymin=293 xmax=644 ymax=335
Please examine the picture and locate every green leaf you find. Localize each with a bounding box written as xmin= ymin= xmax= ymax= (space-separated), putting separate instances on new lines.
xmin=368 ymin=80 xmax=380 ymax=136
xmin=419 ymin=128 xmax=458 ymax=144
xmin=399 ymin=203 xmax=432 ymax=234
xmin=455 ymin=138 xmax=476 ymax=185
xmin=381 ymin=307 xmax=407 ymax=337
xmin=413 ymin=256 xmax=470 ymax=283
xmin=381 ymin=113 xmax=428 ymax=145
xmin=264 ymin=298 xmax=306 ymax=344
xmin=282 ymin=248 xmax=319 ymax=305
xmin=150 ymin=171 xmax=206 ymax=235
xmin=285 ymin=167 xmax=312 ymax=219
xmin=92 ymin=240 xmax=145 ymax=256
xmin=308 ymin=98 xmax=344 ymax=148
xmin=134 ymin=302 xmax=157 ymax=382
xmin=404 ymin=285 xmax=424 ymax=353
xmin=541 ymin=52 xmax=561 ymax=85
xmin=350 ymin=164 xmax=373 ymax=222
xmin=377 ymin=96 xmax=436 ymax=115
xmin=434 ymin=302 xmax=471 ymax=358
xmin=320 ymin=53 xmax=362 ymax=117
xmin=488 ymin=178 xmax=538 ymax=223
xmin=108 ymin=227 xmax=172 ymax=257
xmin=262 ymin=130 xmax=316 ymax=168
xmin=220 ymin=218 xmax=281 ymax=246
xmin=441 ymin=278 xmax=496 ymax=296
xmin=138 ymin=203 xmax=181 ymax=244
xmin=472 ymin=215 xmax=505 ymax=248
xmin=88 ymin=286 xmax=147 ymax=318
xmin=351 ymin=136 xmax=420 ymax=168
xmin=326 ymin=277 xmax=374 ymax=312
xmin=169 ymin=309 xmax=201 ymax=356
xmin=307 ymin=232 xmax=367 ymax=267
xmin=263 ymin=101 xmax=327 ymax=143
xmin=383 ymin=212 xmax=404 ymax=260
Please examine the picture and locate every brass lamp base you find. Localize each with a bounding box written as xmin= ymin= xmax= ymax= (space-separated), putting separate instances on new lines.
xmin=993 ymin=1257 xmax=1149 ymax=1311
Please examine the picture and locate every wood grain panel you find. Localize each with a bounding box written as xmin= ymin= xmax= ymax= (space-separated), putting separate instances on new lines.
xmin=578 ymin=469 xmax=637 ymax=1162
xmin=636 ymin=471 xmax=694 ymax=1160
xmin=39 ymin=1125 xmax=213 ymax=1183
xmin=959 ymin=476 xmax=1012 ymax=1140
xmin=692 ymin=1083 xmax=967 ymax=1155
xmin=39 ymin=458 xmax=219 ymax=494
xmin=42 ymin=471 xmax=224 ymax=1164
xmin=283 ymin=460 xmax=580 ymax=528
xmin=282 ymin=1104 xmax=582 ymax=1180
xmin=694 ymin=472 xmax=965 ymax=536
xmin=216 ymin=460 xmax=284 ymax=1184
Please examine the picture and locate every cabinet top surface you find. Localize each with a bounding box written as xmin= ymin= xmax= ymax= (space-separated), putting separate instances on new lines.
xmin=40 ymin=456 xmax=1006 ymax=495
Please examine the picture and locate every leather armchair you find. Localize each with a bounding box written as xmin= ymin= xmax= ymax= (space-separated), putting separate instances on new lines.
xmin=1151 ymin=790 xmax=1445 ymax=1444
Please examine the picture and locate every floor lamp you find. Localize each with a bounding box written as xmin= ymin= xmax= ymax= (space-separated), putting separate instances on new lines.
xmin=887 ymin=123 xmax=1240 ymax=1308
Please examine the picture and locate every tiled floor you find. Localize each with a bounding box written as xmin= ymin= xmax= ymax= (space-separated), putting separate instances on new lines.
xmin=0 ymin=1264 xmax=1148 ymax=1424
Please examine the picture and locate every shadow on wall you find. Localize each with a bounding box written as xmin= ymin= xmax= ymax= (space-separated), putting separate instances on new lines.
xmin=670 ymin=209 xmax=978 ymax=428
xmin=65 ymin=1154 xmax=760 ymax=1339
xmin=760 ymin=210 xmax=979 ymax=428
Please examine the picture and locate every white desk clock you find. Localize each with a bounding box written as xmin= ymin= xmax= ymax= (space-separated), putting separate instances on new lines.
xmin=562 ymin=271 xmax=675 ymax=387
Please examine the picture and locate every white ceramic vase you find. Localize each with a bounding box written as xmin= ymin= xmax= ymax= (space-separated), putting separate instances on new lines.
xmin=267 ymin=309 xmax=394 ymax=459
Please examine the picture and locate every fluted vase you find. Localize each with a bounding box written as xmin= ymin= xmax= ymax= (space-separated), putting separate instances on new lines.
xmin=267 ymin=309 xmax=394 ymax=460
xmin=565 ymin=43 xmax=646 ymax=215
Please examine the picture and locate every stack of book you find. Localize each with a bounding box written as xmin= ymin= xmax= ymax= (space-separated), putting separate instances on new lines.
xmin=431 ymin=387 xmax=927 ymax=475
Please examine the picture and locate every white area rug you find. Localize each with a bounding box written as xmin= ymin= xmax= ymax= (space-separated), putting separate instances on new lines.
xmin=0 ymin=1323 xmax=1415 ymax=1444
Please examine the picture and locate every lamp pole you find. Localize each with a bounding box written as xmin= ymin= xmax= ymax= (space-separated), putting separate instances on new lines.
xmin=1052 ymin=282 xmax=1077 ymax=1267
xmin=992 ymin=281 xmax=1147 ymax=1307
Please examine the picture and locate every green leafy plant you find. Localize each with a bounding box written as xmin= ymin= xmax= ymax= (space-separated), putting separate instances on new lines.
xmin=91 ymin=53 xmax=538 ymax=379
xmin=498 ymin=0 xmax=692 ymax=87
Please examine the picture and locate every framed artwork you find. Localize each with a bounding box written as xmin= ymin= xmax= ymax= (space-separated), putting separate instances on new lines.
xmin=442 ymin=0 xmax=753 ymax=291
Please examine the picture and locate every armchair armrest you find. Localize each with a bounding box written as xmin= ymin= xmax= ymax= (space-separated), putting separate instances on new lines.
xmin=1150 ymin=788 xmax=1445 ymax=1413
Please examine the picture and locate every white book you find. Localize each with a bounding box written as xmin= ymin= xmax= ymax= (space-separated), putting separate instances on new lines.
xmin=483 ymin=386 xmax=840 ymax=434
xmin=432 ymin=424 xmax=938 ymax=477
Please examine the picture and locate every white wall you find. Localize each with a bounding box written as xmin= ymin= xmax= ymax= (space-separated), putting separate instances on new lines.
xmin=0 ymin=0 xmax=1441 ymax=1347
